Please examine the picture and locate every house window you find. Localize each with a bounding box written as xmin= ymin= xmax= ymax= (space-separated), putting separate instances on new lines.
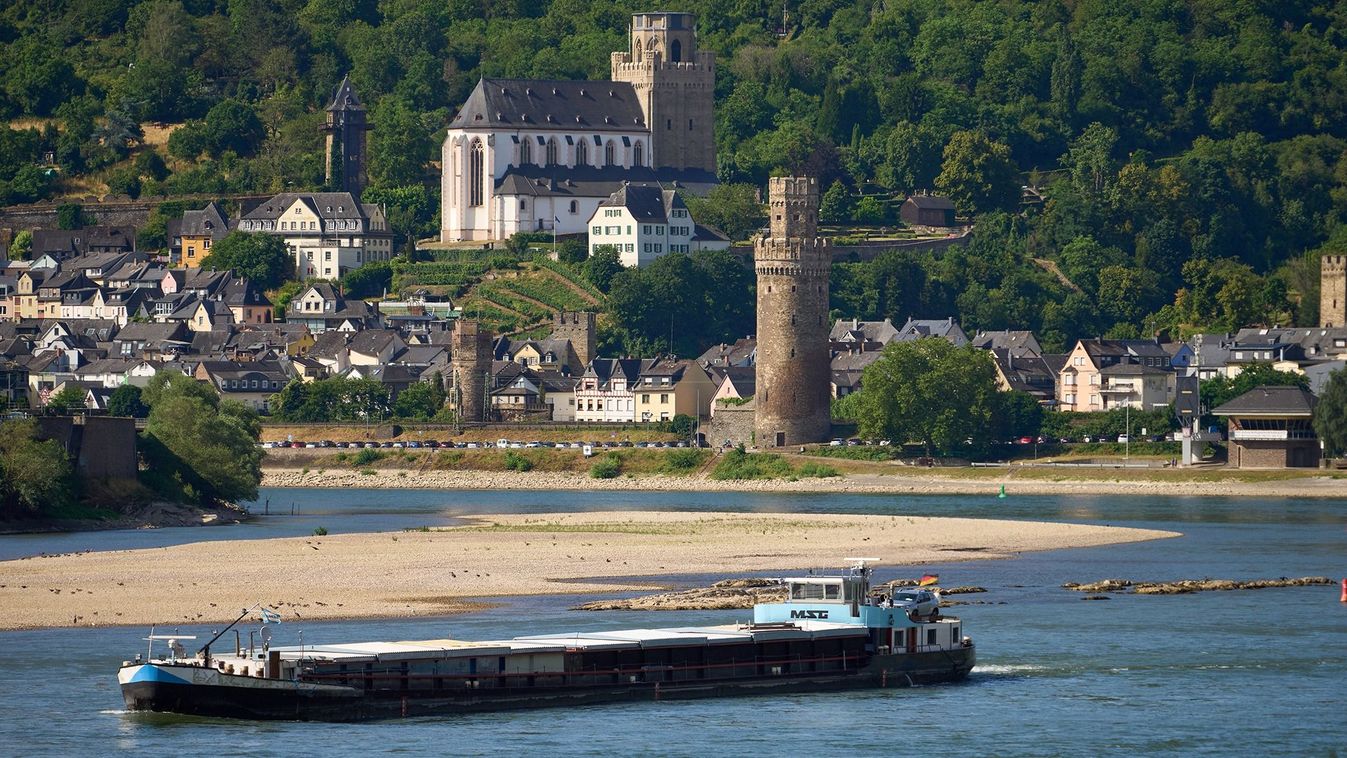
xmin=1074 ymin=356 xmax=1084 ymax=366
xmin=660 ymin=393 xmax=668 ymax=403
xmin=592 ymin=225 xmax=602 ymax=235
xmin=469 ymin=139 xmax=484 ymax=207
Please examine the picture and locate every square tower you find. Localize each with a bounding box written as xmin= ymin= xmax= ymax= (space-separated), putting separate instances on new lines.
xmin=1321 ymin=254 xmax=1347 ymax=327
xmin=323 ymin=76 xmax=369 ymax=200
xmin=610 ymin=12 xmax=716 ymax=173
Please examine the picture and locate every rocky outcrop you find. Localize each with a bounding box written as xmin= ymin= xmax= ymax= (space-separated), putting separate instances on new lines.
xmin=575 ymin=578 xmax=787 ymax=611
xmin=1063 ymin=577 xmax=1334 ymax=595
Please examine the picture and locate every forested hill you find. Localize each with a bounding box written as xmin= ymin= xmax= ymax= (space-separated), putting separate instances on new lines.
xmin=2 ymin=1 xmax=1347 ymax=345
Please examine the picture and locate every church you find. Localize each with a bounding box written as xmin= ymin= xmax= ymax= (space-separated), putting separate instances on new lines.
xmin=440 ymin=11 xmax=718 ymax=242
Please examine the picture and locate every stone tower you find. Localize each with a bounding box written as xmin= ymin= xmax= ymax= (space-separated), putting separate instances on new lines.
xmin=322 ymin=75 xmax=369 ymax=199
xmin=754 ymin=176 xmax=832 ymax=447
xmin=1321 ymin=254 xmax=1346 ymax=327
xmin=451 ymin=319 xmax=493 ymax=423
xmin=610 ymin=12 xmax=715 ymax=173
xmin=551 ymin=311 xmax=597 ymax=374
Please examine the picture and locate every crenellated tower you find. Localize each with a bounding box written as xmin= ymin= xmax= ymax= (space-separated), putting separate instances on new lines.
xmin=1321 ymin=254 xmax=1346 ymax=327
xmin=610 ymin=12 xmax=715 ymax=173
xmin=754 ymin=176 xmax=832 ymax=447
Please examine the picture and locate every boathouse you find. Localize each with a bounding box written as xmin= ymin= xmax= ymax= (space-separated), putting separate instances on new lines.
xmin=1212 ymin=385 xmax=1320 ymax=468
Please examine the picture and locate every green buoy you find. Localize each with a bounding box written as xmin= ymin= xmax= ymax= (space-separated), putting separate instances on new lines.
xmin=998 ymin=484 xmax=1007 ymax=498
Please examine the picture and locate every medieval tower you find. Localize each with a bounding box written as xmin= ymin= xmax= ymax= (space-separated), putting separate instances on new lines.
xmin=451 ymin=319 xmax=493 ymax=423
xmin=610 ymin=12 xmax=716 ymax=173
xmin=1321 ymin=254 xmax=1346 ymax=327
xmin=754 ymin=176 xmax=832 ymax=447
xmin=551 ymin=311 xmax=597 ymax=375
xmin=323 ymin=76 xmax=369 ymax=199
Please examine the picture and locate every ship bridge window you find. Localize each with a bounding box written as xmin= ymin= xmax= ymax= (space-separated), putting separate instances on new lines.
xmin=790 ymin=581 xmax=842 ymax=601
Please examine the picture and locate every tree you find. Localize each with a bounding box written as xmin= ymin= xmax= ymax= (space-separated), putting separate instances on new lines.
xmin=143 ymin=372 xmax=262 ymax=504
xmin=934 ymin=131 xmax=1020 ymax=215
xmin=682 ymin=184 xmax=764 ymax=242
xmin=56 ymin=203 xmax=88 ymax=230
xmin=0 ymin=420 xmax=75 ymax=518
xmin=203 ymin=99 xmax=265 ymax=157
xmin=9 ymin=230 xmax=32 ymax=260
xmin=1201 ymin=363 xmax=1309 ymax=420
xmin=999 ymin=391 xmax=1045 ymax=440
xmin=852 ymin=196 xmax=886 ymax=224
xmin=46 ymin=385 xmax=87 ymax=413
xmin=557 ymin=238 xmax=587 ymax=265
xmin=583 ymin=246 xmax=623 ymax=292
xmin=1313 ymin=369 xmax=1347 ymax=457
xmin=393 ymin=379 xmax=445 ymax=420
xmin=107 ymin=384 xmax=148 ymax=418
xmin=819 ymin=180 xmax=853 ymax=225
xmin=199 ymin=231 xmax=293 ymax=289
xmin=341 ymin=261 xmax=392 ymax=299
xmin=849 ymin=338 xmax=1004 ymax=455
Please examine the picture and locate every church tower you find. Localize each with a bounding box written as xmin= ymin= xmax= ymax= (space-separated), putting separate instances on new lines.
xmin=610 ymin=12 xmax=716 ymax=173
xmin=323 ymin=76 xmax=369 ymax=199
xmin=754 ymin=176 xmax=832 ymax=447
xmin=1321 ymin=254 xmax=1347 ymax=327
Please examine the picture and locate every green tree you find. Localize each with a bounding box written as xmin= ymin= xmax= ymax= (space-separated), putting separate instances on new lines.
xmin=999 ymin=390 xmax=1045 ymax=439
xmin=819 ymin=180 xmax=852 ymax=225
xmin=852 ymin=196 xmax=886 ymax=224
xmin=934 ymin=131 xmax=1020 ymax=215
xmin=46 ymin=385 xmax=87 ymax=413
xmin=1313 ymin=369 xmax=1347 ymax=457
xmin=682 ymin=184 xmax=764 ymax=242
xmin=203 ymin=99 xmax=265 ymax=157
xmin=199 ymin=231 xmax=293 ymax=289
xmin=342 ymin=260 xmax=392 ymax=299
xmin=368 ymin=96 xmax=434 ymax=188
xmin=1201 ymin=363 xmax=1309 ymax=419
xmin=584 ymin=246 xmax=623 ymax=292
xmin=557 ymin=238 xmax=587 ymax=265
xmin=56 ymin=203 xmax=88 ymax=230
xmin=0 ymin=420 xmax=75 ymax=518
xmin=9 ymin=230 xmax=32 ymax=260
xmin=143 ymin=372 xmax=263 ymax=504
xmin=107 ymin=384 xmax=149 ymax=418
xmin=849 ymin=338 xmax=1003 ymax=455
xmin=392 ymin=379 xmax=445 ymax=420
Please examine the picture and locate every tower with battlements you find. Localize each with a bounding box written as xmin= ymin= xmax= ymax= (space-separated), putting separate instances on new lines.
xmin=610 ymin=11 xmax=715 ymax=173
xmin=1321 ymin=255 xmax=1346 ymax=327
xmin=452 ymin=319 xmax=493 ymax=422
xmin=754 ymin=176 xmax=832 ymax=447
xmin=322 ymin=76 xmax=369 ymax=199
xmin=551 ymin=311 xmax=597 ymax=374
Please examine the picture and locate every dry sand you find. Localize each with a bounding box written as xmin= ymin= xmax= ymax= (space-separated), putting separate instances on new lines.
xmin=261 ymin=467 xmax=1347 ymax=498
xmin=0 ymin=511 xmax=1176 ymax=631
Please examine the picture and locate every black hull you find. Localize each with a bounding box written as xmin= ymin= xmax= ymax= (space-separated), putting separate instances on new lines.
xmin=122 ymin=649 xmax=975 ymax=722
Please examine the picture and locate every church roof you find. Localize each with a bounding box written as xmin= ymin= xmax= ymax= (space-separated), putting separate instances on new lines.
xmin=495 ymin=164 xmax=717 ymax=200
xmin=449 ymin=78 xmax=645 ymax=131
xmin=327 ymin=75 xmax=364 ymax=112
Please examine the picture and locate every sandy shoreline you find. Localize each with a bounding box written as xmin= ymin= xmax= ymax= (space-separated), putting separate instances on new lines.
xmin=258 ymin=467 xmax=1347 ymax=498
xmin=0 ymin=511 xmax=1177 ymax=631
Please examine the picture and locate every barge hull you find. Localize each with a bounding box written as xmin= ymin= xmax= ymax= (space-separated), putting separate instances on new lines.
xmin=121 ymin=648 xmax=975 ymax=722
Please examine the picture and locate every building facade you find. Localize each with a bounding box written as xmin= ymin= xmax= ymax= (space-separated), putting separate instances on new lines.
xmin=754 ymin=176 xmax=833 ymax=447
xmin=237 ymin=192 xmax=394 ymax=280
xmin=439 ymin=12 xmax=717 ymax=242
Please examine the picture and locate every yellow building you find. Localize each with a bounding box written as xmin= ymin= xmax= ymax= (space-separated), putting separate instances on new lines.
xmin=633 ymin=358 xmax=716 ymax=422
xmin=177 ymin=202 xmax=230 ymax=268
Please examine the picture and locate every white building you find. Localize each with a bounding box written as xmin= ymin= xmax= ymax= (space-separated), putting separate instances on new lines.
xmin=573 ymin=357 xmax=650 ymax=422
xmin=237 ymin=192 xmax=394 ymax=280
xmin=439 ymin=12 xmax=718 ymax=242
xmin=588 ymin=184 xmax=729 ymax=266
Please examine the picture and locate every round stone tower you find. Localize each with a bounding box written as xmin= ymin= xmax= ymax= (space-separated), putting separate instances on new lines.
xmin=451 ymin=319 xmax=493 ymax=423
xmin=754 ymin=176 xmax=832 ymax=447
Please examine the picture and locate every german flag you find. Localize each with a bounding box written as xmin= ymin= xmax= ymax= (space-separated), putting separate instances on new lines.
xmin=918 ymin=574 xmax=939 ymax=586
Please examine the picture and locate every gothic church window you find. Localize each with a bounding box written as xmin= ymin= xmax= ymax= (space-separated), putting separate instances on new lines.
xmin=469 ymin=139 xmax=484 ymax=207
xmin=546 ymin=137 xmax=559 ymax=166
xmin=604 ymin=140 xmax=615 ymax=167
xmin=520 ymin=138 xmax=532 ymax=165
xmin=633 ymin=141 xmax=644 ymax=167
xmin=576 ymin=139 xmax=588 ymax=166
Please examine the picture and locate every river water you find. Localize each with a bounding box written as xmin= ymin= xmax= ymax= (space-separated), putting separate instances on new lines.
xmin=1 ymin=489 xmax=1343 ymax=756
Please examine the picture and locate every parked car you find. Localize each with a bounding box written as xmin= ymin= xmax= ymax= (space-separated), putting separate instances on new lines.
xmin=465 ymin=442 xmax=479 ymax=449
xmin=1117 ymin=434 xmax=1129 ymax=443
xmin=829 ymin=439 xmax=844 ymax=447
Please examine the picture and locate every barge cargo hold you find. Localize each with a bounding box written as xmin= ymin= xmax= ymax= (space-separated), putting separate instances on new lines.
xmin=118 ymin=562 xmax=975 ymax=721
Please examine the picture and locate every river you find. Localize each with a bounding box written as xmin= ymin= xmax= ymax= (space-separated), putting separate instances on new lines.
xmin=0 ymin=489 xmax=1343 ymax=756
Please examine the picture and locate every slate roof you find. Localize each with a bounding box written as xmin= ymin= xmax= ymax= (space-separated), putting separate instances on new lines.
xmin=243 ymin=192 xmax=369 ymax=221
xmin=830 ymin=318 xmax=900 ymax=344
xmin=598 ymin=185 xmax=686 ymax=223
xmin=904 ymin=195 xmax=955 ymax=210
xmin=495 ymin=164 xmax=718 ymax=199
xmin=1212 ymin=386 xmax=1317 ymax=416
xmin=972 ymin=330 xmax=1042 ymax=357
xmin=896 ymin=317 xmax=968 ymax=346
xmin=327 ymin=75 xmax=364 ymax=112
xmin=449 ymin=78 xmax=645 ymax=131
xmin=180 ymin=202 xmax=230 ymax=239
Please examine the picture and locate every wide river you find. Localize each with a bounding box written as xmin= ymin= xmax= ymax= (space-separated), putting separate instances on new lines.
xmin=1 ymin=489 xmax=1343 ymax=756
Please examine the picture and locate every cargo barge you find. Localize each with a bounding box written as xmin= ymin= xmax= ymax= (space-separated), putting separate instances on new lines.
xmin=118 ymin=561 xmax=975 ymax=721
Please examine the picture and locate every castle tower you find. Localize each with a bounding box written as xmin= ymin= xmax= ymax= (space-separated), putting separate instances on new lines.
xmin=451 ymin=319 xmax=493 ymax=423
xmin=322 ymin=76 xmax=369 ymax=199
xmin=551 ymin=311 xmax=597 ymax=374
xmin=610 ymin=12 xmax=715 ymax=173
xmin=754 ymin=176 xmax=832 ymax=447
xmin=1321 ymin=255 xmax=1346 ymax=327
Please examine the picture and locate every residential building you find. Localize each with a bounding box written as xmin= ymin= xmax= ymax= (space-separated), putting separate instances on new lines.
xmin=989 ymin=349 xmax=1058 ymax=405
xmin=710 ymin=365 xmax=755 ymax=417
xmin=972 ymin=329 xmax=1042 ymax=358
xmin=632 ymin=358 xmax=715 ymax=422
xmin=287 ymin=282 xmax=378 ymax=333
xmin=237 ymin=192 xmax=394 ymax=280
xmin=588 ymin=184 xmax=728 ymax=266
xmin=194 ymin=360 xmax=291 ymax=412
xmin=896 ymin=317 xmax=968 ymax=346
xmin=176 ymin=202 xmax=231 ymax=268
xmin=1057 ymin=338 xmax=1175 ymax=412
xmin=574 ymin=357 xmax=649 ymax=422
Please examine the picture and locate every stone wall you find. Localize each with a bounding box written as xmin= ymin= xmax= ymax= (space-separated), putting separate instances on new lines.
xmin=1229 ymin=438 xmax=1319 ymax=468
xmin=703 ymin=402 xmax=756 ymax=447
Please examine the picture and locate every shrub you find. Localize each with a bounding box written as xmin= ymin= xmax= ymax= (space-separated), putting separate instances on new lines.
xmin=589 ymin=454 xmax=622 ymax=479
xmin=661 ymin=448 xmax=705 ymax=473
xmin=796 ymin=462 xmax=840 ymax=478
xmin=711 ymin=447 xmax=794 ymax=480
xmin=503 ymin=451 xmax=534 ymax=472
xmin=313 ymin=526 xmax=328 ymax=536
xmin=353 ymin=448 xmax=384 ymax=466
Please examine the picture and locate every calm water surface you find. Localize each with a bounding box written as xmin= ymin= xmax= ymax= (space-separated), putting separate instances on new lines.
xmin=1 ymin=489 xmax=1344 ymax=756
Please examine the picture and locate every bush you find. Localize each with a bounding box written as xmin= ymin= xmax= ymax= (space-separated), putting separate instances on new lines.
xmin=352 ymin=448 xmax=384 ymax=466
xmin=661 ymin=448 xmax=705 ymax=472
xmin=796 ymin=462 xmax=840 ymax=478
xmin=503 ymin=451 xmax=534 ymax=472
xmin=313 ymin=526 xmax=328 ymax=536
xmin=589 ymin=454 xmax=622 ymax=479
xmin=710 ymin=447 xmax=794 ymax=480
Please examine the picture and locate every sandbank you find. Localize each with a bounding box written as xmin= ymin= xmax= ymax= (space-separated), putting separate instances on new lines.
xmin=0 ymin=511 xmax=1176 ymax=631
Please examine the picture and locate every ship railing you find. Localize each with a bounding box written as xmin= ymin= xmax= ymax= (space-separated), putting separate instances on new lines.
xmin=298 ymin=652 xmax=868 ymax=689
